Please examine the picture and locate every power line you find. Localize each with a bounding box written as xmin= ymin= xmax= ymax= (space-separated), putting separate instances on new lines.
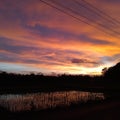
xmin=73 ymin=0 xmax=120 ymax=35
xmin=74 ymin=0 xmax=119 ymax=27
xmin=50 ymin=0 xmax=120 ymax=35
xmin=39 ymin=0 xmax=92 ymax=26
xmin=82 ymin=0 xmax=120 ymax=25
xmin=40 ymin=0 xmax=120 ymax=38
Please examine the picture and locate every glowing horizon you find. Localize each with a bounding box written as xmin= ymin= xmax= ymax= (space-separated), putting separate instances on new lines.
xmin=0 ymin=0 xmax=120 ymax=75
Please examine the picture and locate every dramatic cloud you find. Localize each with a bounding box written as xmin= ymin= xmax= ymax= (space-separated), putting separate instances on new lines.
xmin=0 ymin=0 xmax=120 ymax=74
xmin=71 ymin=58 xmax=98 ymax=65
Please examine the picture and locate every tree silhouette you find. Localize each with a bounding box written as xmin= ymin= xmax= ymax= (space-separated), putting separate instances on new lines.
xmin=103 ymin=62 xmax=120 ymax=83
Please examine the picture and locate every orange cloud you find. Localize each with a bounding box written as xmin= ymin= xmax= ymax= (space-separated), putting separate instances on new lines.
xmin=0 ymin=0 xmax=120 ymax=74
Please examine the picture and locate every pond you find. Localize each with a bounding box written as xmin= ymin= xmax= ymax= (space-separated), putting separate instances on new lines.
xmin=0 ymin=91 xmax=105 ymax=112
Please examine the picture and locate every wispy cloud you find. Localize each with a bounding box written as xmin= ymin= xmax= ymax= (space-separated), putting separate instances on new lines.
xmin=0 ymin=0 xmax=120 ymax=74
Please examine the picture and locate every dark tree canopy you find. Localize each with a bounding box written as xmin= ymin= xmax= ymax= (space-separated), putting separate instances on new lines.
xmin=103 ymin=62 xmax=120 ymax=82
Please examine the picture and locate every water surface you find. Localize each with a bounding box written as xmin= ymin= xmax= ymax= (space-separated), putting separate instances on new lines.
xmin=0 ymin=91 xmax=105 ymax=112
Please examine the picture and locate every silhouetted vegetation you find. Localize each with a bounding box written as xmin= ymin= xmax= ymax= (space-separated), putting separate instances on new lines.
xmin=0 ymin=63 xmax=120 ymax=120
xmin=103 ymin=62 xmax=120 ymax=85
xmin=103 ymin=62 xmax=120 ymax=82
xmin=0 ymin=71 xmax=104 ymax=94
xmin=102 ymin=62 xmax=120 ymax=98
xmin=0 ymin=62 xmax=120 ymax=94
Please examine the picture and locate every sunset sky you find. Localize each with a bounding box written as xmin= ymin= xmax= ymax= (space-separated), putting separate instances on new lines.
xmin=0 ymin=0 xmax=120 ymax=75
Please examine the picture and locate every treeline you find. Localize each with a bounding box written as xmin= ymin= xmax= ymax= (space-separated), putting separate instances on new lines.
xmin=0 ymin=71 xmax=104 ymax=93
xmin=0 ymin=62 xmax=120 ymax=93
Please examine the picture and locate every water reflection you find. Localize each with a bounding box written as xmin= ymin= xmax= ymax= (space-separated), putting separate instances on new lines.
xmin=0 ymin=91 xmax=105 ymax=112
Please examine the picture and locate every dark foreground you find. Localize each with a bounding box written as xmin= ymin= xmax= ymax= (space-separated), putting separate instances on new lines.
xmin=0 ymin=98 xmax=120 ymax=120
